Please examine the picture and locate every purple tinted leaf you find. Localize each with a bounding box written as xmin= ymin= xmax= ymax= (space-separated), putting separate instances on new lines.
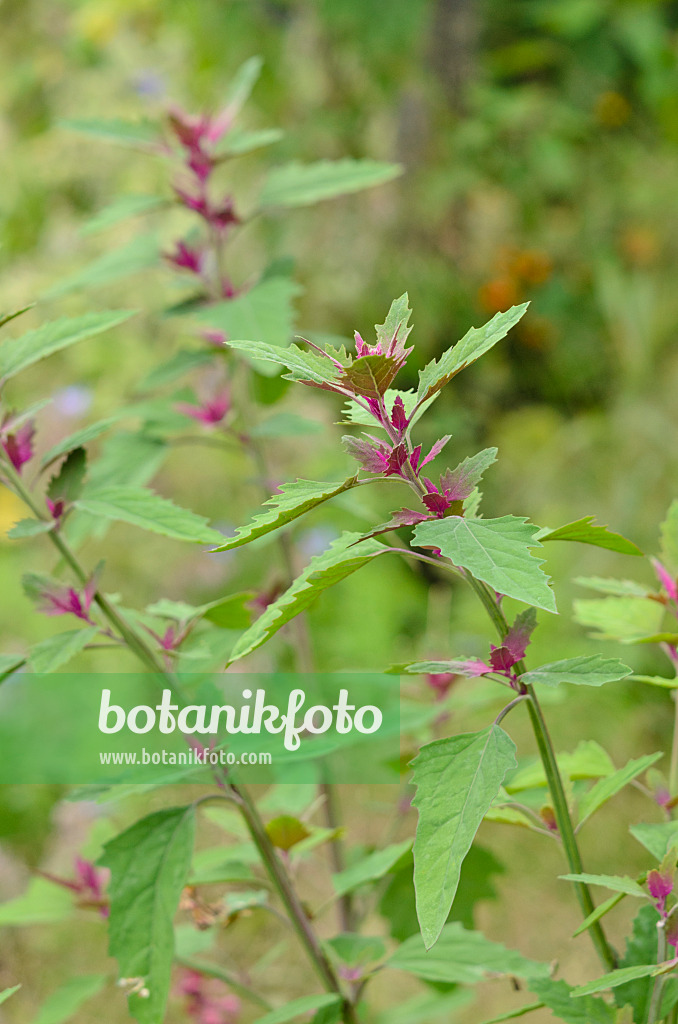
xmin=357 ymin=507 xmax=431 ymax=541
xmin=420 ymin=435 xmax=452 ymax=470
xmin=341 ymin=435 xmax=389 ymax=474
xmin=504 ymin=608 xmax=538 ymax=662
xmin=440 ymin=448 xmax=498 ymax=502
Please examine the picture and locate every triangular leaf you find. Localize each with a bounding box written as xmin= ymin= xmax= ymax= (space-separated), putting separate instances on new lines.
xmin=537 ymin=516 xmax=642 ymax=556
xmin=74 ymin=486 xmax=224 ymax=545
xmin=413 ymin=515 xmax=557 ymax=613
xmin=213 ymin=478 xmax=358 ymax=551
xmin=28 ymin=627 xmax=99 ymax=673
xmin=411 ymin=726 xmax=517 ymax=948
xmin=196 ymin=278 xmax=303 ymax=355
xmin=100 ymin=806 xmax=196 ymax=1024
xmin=260 ymin=159 xmax=401 ymax=208
xmin=416 ymin=305 xmax=528 ymax=404
xmin=47 ymin=447 xmax=87 ymax=504
xmin=227 ymin=532 xmax=388 ymax=664
xmin=521 ymin=656 xmax=631 ymax=688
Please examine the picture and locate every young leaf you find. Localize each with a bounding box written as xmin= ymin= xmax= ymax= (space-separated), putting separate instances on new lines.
xmin=254 ymin=994 xmax=341 ymax=1024
xmin=225 ymin=337 xmax=343 ymax=390
xmin=7 ymin=519 xmax=54 ymax=539
xmin=387 ymin=920 xmax=549 ymax=983
xmin=219 ymin=55 xmax=263 ymax=122
xmin=100 ymin=806 xmax=196 ymax=1024
xmin=416 ymin=304 xmax=528 ymax=404
xmin=572 ymin=893 xmax=625 ymax=938
xmin=46 ymin=235 xmax=160 ymax=298
xmin=80 ymin=194 xmax=166 ymax=235
xmin=213 ymin=477 xmax=358 ymax=551
xmin=441 ymin=448 xmax=498 ymax=501
xmin=528 ymin=977 xmax=614 ymax=1024
xmin=332 ymin=840 xmax=412 ymax=897
xmin=612 ymin=904 xmax=677 ymax=1020
xmin=571 ymin=964 xmax=658 ymax=998
xmin=259 ymin=159 xmax=401 ymax=208
xmin=41 ymin=417 xmax=121 ymax=468
xmin=660 ymin=500 xmax=678 ymax=572
xmin=578 ymin=752 xmax=664 ymax=825
xmin=0 ymin=311 xmax=135 ymax=381
xmin=136 ymin=349 xmax=214 ymax=392
xmin=28 ymin=627 xmax=99 ymax=673
xmin=47 ymin=447 xmax=87 ymax=505
xmin=74 ymin=486 xmax=225 ymax=545
xmin=537 ymin=516 xmax=642 ymax=555
xmin=195 ymin=278 xmax=303 ymax=353
xmin=0 ymin=986 xmax=21 ymax=1006
xmin=630 ymin=823 xmax=678 ymax=861
xmin=341 ymin=388 xmax=438 ymax=428
xmin=573 ymin=598 xmax=665 ymax=641
xmin=521 ymin=656 xmax=631 ymax=688
xmin=60 ymin=117 xmax=158 ymax=147
xmin=411 ymin=726 xmax=517 ymax=948
xmin=558 ymin=874 xmax=648 ymax=899
xmin=413 ymin=516 xmax=557 ymax=613
xmin=31 ymin=975 xmax=106 ymax=1024
xmin=218 ymin=127 xmax=284 ymax=156
xmin=0 ymin=652 xmax=26 ymax=681
xmin=226 ymin=532 xmax=388 ymax=664
xmin=390 ymin=658 xmax=490 ymax=677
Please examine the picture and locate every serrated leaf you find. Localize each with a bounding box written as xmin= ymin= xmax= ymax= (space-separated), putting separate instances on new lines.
xmin=411 ymin=726 xmax=517 ymax=948
xmin=575 ymin=577 xmax=654 ymax=598
xmin=100 ymin=806 xmax=196 ymax=1024
xmin=225 ymin=336 xmax=341 ymax=390
xmin=612 ymin=903 xmax=677 ymax=1020
xmin=255 ymin=994 xmax=341 ymax=1024
xmin=341 ymin=388 xmax=438 ymax=428
xmin=537 ymin=516 xmax=642 ymax=555
xmin=81 ymin=194 xmax=166 ymax=235
xmin=217 ymin=127 xmax=284 ymax=156
xmin=559 ymin=874 xmax=648 ymax=899
xmin=46 ymin=235 xmax=160 ymax=298
xmin=572 ymin=964 xmax=659 ymax=998
xmin=260 ymin=159 xmax=401 ymax=208
xmin=213 ymin=478 xmax=357 ymax=551
xmin=528 ymin=977 xmax=614 ymax=1024
xmin=661 ymin=501 xmax=678 ymax=573
xmin=227 ymin=532 xmax=387 ymax=663
xmin=60 ymin=117 xmax=158 ymax=147
xmin=31 ymin=975 xmax=106 ymax=1024
xmin=376 ymin=293 xmax=412 ymax=349
xmin=332 ymin=840 xmax=411 ymax=897
xmin=47 ymin=447 xmax=87 ymax=504
xmin=630 ymin=823 xmax=678 ymax=861
xmin=0 ymin=986 xmax=21 ymax=1006
xmin=0 ymin=310 xmax=135 ymax=380
xmin=441 ymin=448 xmax=498 ymax=501
xmin=579 ymin=753 xmax=664 ymax=825
xmin=416 ymin=305 xmax=528 ymax=404
xmin=387 ymin=921 xmax=549 ymax=983
xmin=74 ymin=486 xmax=224 ymax=545
xmin=390 ymin=658 xmax=489 ymax=677
xmin=41 ymin=418 xmax=120 ymax=468
xmin=506 ymin=741 xmax=614 ymax=793
xmin=413 ymin=515 xmax=556 ymax=613
xmin=572 ymin=893 xmax=625 ymax=938
xmin=8 ymin=518 xmax=54 ymax=539
xmin=573 ymin=598 xmax=665 ymax=641
xmin=338 ymin=353 xmax=401 ymax=399
xmin=521 ymin=656 xmax=631 ymax=688
xmin=28 ymin=627 xmax=99 ymax=673
xmin=196 ymin=278 xmax=303 ymax=359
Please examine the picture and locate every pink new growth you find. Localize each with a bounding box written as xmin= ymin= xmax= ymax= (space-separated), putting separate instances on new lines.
xmin=38 ymin=576 xmax=97 ymax=625
xmin=176 ymin=392 xmax=230 ymax=426
xmin=0 ymin=417 xmax=35 ymax=473
xmin=653 ymin=558 xmax=678 ymax=602
xmin=176 ymin=968 xmax=241 ymax=1024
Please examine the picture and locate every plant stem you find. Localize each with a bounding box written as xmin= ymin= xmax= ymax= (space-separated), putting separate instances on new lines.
xmin=647 ymin=919 xmax=666 ymax=1024
xmin=2 ymin=460 xmax=360 ymax=1023
xmin=670 ymin=690 xmax=678 ymax=796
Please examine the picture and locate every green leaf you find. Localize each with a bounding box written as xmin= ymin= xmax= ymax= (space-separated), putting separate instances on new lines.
xmin=325 ymin=934 xmax=386 ymax=969
xmin=341 ymin=388 xmax=438 ymax=428
xmin=575 ymin=577 xmax=654 ymax=598
xmin=332 ymin=840 xmax=411 ymax=897
xmin=521 ymin=656 xmax=631 ymax=688
xmin=0 ymin=878 xmax=73 ymax=925
xmin=339 ymin=353 xmax=403 ymax=399
xmin=0 ymin=305 xmax=33 ymax=329
xmin=660 ymin=501 xmax=678 ymax=573
xmin=60 ymin=117 xmax=158 ymax=147
xmin=28 ymin=627 xmax=99 ymax=673
xmin=7 ymin=518 xmax=54 ymax=539
xmin=630 ymin=823 xmax=678 ymax=860
xmin=506 ymin=741 xmax=614 ymax=793
xmin=559 ymin=874 xmax=648 ymax=899
xmin=260 ymin=159 xmax=401 ymax=208
xmin=375 ymin=990 xmax=473 ymax=1024
xmin=537 ymin=516 xmax=642 ymax=555
xmin=411 ymin=725 xmax=517 ymax=948
xmin=613 ymin=903 xmax=675 ymax=1020
xmin=225 ymin=336 xmax=342 ymax=389
xmin=387 ymin=920 xmax=549 ymax=983
xmin=572 ymin=964 xmax=658 ymax=998
xmin=100 ymin=806 xmax=196 ymax=1024
xmin=0 ymin=986 xmax=21 ymax=1006
xmin=0 ymin=652 xmax=26 ymax=681
xmin=226 ymin=532 xmax=387 ymax=664
xmin=31 ymin=975 xmax=106 ymax=1024
xmin=579 ymin=753 xmax=664 ymax=825
xmin=218 ymin=127 xmax=284 ymax=157
xmin=528 ymin=977 xmax=614 ymax=1024
xmin=478 ymin=1003 xmax=545 ymax=1024
xmin=221 ymin=55 xmax=263 ymax=121
xmin=254 ymin=994 xmax=341 ymax=1024
xmin=46 ymin=235 xmax=160 ymax=298
xmin=572 ymin=893 xmax=625 ymax=938
xmin=41 ymin=417 xmax=120 ymax=467
xmin=413 ymin=515 xmax=556 ymax=613
xmin=573 ymin=597 xmax=665 ymax=641
xmin=47 ymin=447 xmax=87 ymax=504
xmin=416 ymin=305 xmax=528 ymax=404
xmin=81 ymin=194 xmax=166 ymax=235
xmin=74 ymin=486 xmax=224 ymax=545
xmin=249 ymin=412 xmax=323 ymax=438
xmin=213 ymin=478 xmax=358 ymax=551
xmin=136 ymin=349 xmax=215 ymax=392
xmin=196 ymin=278 xmax=303 ymax=357
xmin=0 ymin=310 xmax=135 ymax=380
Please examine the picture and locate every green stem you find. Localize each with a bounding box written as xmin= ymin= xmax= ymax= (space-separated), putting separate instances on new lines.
xmin=647 ymin=919 xmax=666 ymax=1024
xmin=2 ymin=459 xmax=359 ymax=1023
xmin=670 ymin=691 xmax=678 ymax=796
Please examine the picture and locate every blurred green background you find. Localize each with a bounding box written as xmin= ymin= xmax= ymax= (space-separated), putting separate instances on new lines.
xmin=2 ymin=0 xmax=678 ymax=1020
